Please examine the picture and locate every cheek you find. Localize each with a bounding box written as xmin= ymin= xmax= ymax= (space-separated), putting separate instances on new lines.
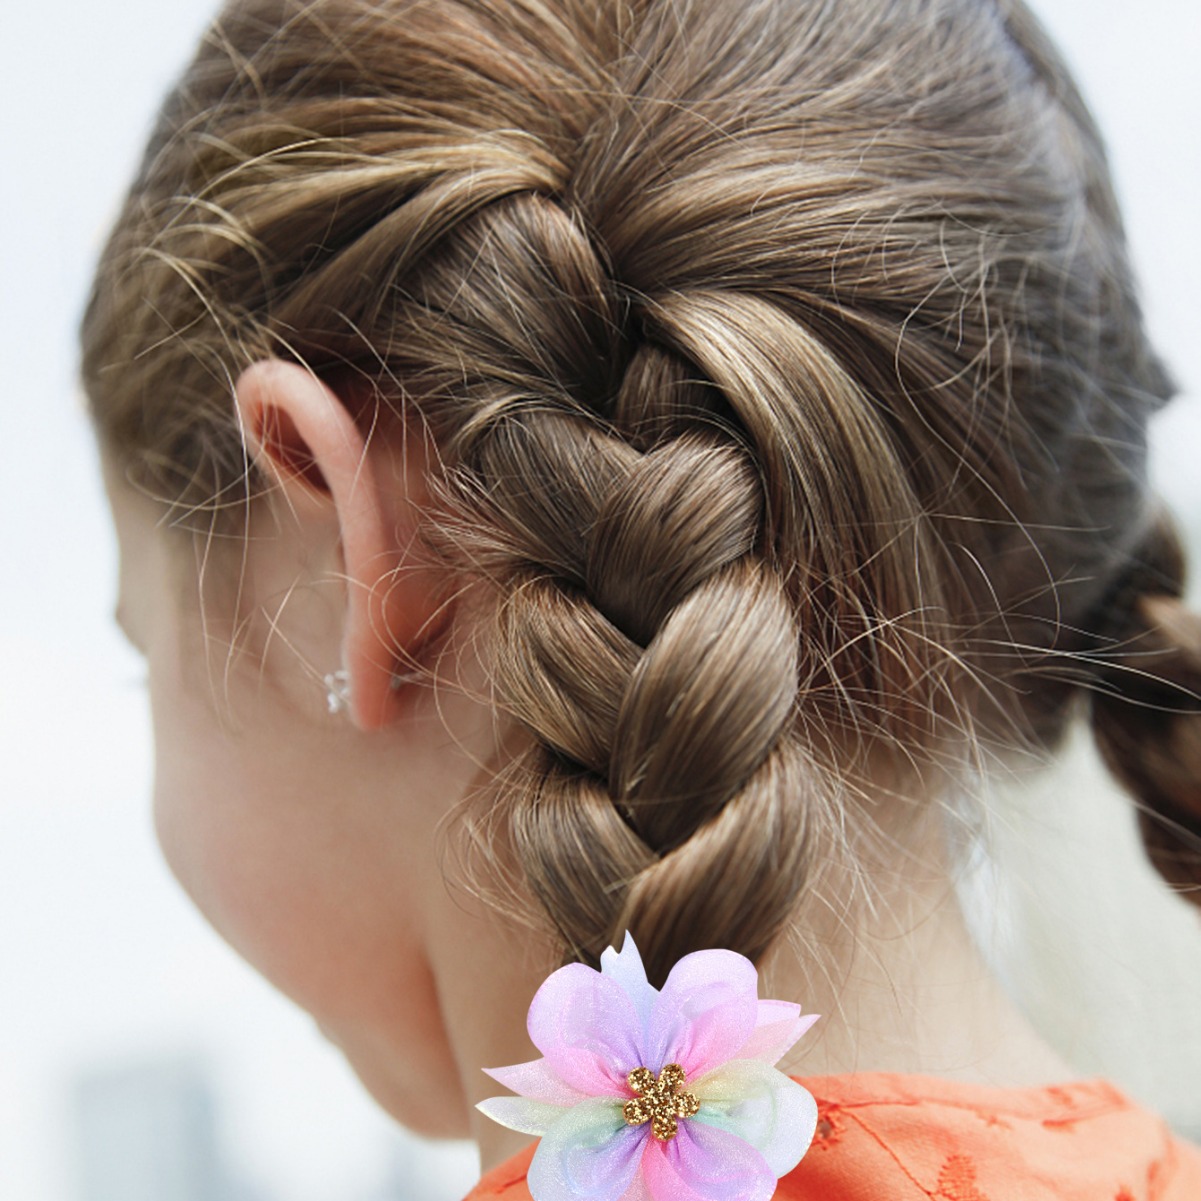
xmin=147 ymin=664 xmax=418 ymax=1025
xmin=149 ymin=700 xmax=336 ymax=1002
xmin=147 ymin=699 xmax=468 ymax=1129
xmin=143 ymin=615 xmax=471 ymax=1131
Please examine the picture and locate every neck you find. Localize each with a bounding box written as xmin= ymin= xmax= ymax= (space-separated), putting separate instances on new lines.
xmin=432 ymin=807 xmax=1073 ymax=1174
xmin=763 ymin=843 xmax=1072 ymax=1087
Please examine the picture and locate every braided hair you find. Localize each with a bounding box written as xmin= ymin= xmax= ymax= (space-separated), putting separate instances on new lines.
xmin=82 ymin=0 xmax=1199 ymax=983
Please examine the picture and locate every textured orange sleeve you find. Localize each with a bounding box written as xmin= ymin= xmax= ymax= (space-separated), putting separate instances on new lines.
xmin=463 ymin=1074 xmax=1201 ymax=1201
xmin=468 ymin=1143 xmax=536 ymax=1199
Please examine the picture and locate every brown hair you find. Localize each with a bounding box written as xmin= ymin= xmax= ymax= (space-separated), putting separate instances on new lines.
xmin=81 ymin=0 xmax=1201 ymax=983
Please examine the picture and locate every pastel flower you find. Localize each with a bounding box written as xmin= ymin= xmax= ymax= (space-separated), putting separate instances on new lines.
xmin=478 ymin=933 xmax=819 ymax=1201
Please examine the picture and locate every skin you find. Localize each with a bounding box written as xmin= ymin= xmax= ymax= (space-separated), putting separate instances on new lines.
xmin=104 ymin=358 xmax=1077 ymax=1174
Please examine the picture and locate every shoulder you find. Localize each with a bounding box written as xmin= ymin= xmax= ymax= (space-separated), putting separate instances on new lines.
xmin=462 ymin=1144 xmax=536 ymax=1200
xmin=781 ymin=1073 xmax=1201 ymax=1201
xmin=460 ymin=1076 xmax=1201 ymax=1201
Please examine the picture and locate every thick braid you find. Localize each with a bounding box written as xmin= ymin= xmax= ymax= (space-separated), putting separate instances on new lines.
xmin=494 ymin=485 xmax=819 ymax=978
xmin=83 ymin=0 xmax=1195 ymax=970
xmin=416 ymin=191 xmax=948 ymax=980
xmin=396 ymin=187 xmax=845 ymax=975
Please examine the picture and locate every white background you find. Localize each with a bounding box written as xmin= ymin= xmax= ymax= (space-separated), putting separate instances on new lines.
xmin=1 ymin=2 xmax=1199 ymax=1198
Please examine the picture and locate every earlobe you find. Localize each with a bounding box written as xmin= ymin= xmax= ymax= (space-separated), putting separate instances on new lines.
xmin=234 ymin=358 xmax=448 ymax=730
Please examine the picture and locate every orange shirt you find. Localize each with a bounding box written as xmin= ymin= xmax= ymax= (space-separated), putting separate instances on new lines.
xmin=465 ymin=1073 xmax=1201 ymax=1200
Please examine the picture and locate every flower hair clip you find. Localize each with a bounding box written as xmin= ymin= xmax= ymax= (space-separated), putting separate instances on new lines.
xmin=478 ymin=933 xmax=819 ymax=1201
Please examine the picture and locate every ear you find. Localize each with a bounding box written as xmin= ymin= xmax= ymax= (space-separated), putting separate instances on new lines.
xmin=233 ymin=358 xmax=447 ymax=729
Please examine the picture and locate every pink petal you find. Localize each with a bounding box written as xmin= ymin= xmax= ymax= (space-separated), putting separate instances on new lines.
xmin=615 ymin=1166 xmax=654 ymax=1201
xmin=641 ymin=1121 xmax=776 ymax=1201
xmin=528 ymin=962 xmax=644 ymax=1096
xmin=646 ymin=950 xmax=759 ymax=1078
xmin=600 ymin=933 xmax=658 ymax=1034
xmin=691 ymin=1059 xmax=818 ymax=1176
xmin=527 ymin=1099 xmax=645 ymax=1201
xmin=484 ymin=1058 xmax=592 ymax=1106
xmin=739 ymin=1002 xmax=820 ymax=1066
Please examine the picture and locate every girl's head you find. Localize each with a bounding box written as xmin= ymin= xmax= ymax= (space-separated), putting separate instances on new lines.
xmin=84 ymin=0 xmax=1201 ymax=1139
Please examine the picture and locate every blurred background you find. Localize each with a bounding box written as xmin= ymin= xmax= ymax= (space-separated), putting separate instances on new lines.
xmin=0 ymin=1 xmax=1198 ymax=1198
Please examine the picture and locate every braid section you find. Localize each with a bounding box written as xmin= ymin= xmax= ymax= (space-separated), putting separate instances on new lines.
xmin=456 ymin=401 xmax=818 ymax=976
xmin=613 ymin=742 xmax=827 ymax=976
xmin=641 ymin=290 xmax=956 ymax=751
xmin=609 ymin=560 xmax=798 ymax=848
xmin=418 ymin=200 xmax=950 ymax=977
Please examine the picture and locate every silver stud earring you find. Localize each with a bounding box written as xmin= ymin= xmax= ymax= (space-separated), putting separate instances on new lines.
xmin=323 ymin=669 xmax=351 ymax=715
xmin=323 ymin=667 xmax=424 ymax=716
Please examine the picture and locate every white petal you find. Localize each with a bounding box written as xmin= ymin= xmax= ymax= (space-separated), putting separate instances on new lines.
xmin=600 ymin=931 xmax=658 ymax=1035
xmin=691 ymin=1059 xmax=818 ymax=1176
xmin=476 ymin=1096 xmax=567 ymax=1137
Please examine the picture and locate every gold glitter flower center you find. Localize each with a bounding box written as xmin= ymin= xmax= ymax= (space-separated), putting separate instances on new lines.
xmin=622 ymin=1063 xmax=701 ymax=1141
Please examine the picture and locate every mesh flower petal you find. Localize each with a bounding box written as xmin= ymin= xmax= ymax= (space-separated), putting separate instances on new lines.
xmin=485 ymin=1059 xmax=593 ymax=1107
xmin=739 ymin=1001 xmax=820 ymax=1066
xmin=691 ymin=1058 xmax=818 ymax=1176
xmin=614 ymin=1168 xmax=653 ymax=1201
xmin=640 ymin=1119 xmax=777 ymax=1201
xmin=599 ymin=932 xmax=658 ymax=1035
xmin=645 ymin=949 xmax=760 ymax=1078
xmin=479 ymin=933 xmax=821 ymax=1201
xmin=475 ymin=1096 xmax=568 ymax=1138
xmin=527 ymin=1099 xmax=646 ymax=1201
xmin=528 ymin=963 xmax=645 ymax=1095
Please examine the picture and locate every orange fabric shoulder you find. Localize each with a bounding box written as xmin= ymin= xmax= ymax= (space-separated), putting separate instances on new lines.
xmin=781 ymin=1073 xmax=1201 ymax=1201
xmin=470 ymin=1143 xmax=537 ymax=1200
xmin=464 ymin=1073 xmax=1201 ymax=1201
